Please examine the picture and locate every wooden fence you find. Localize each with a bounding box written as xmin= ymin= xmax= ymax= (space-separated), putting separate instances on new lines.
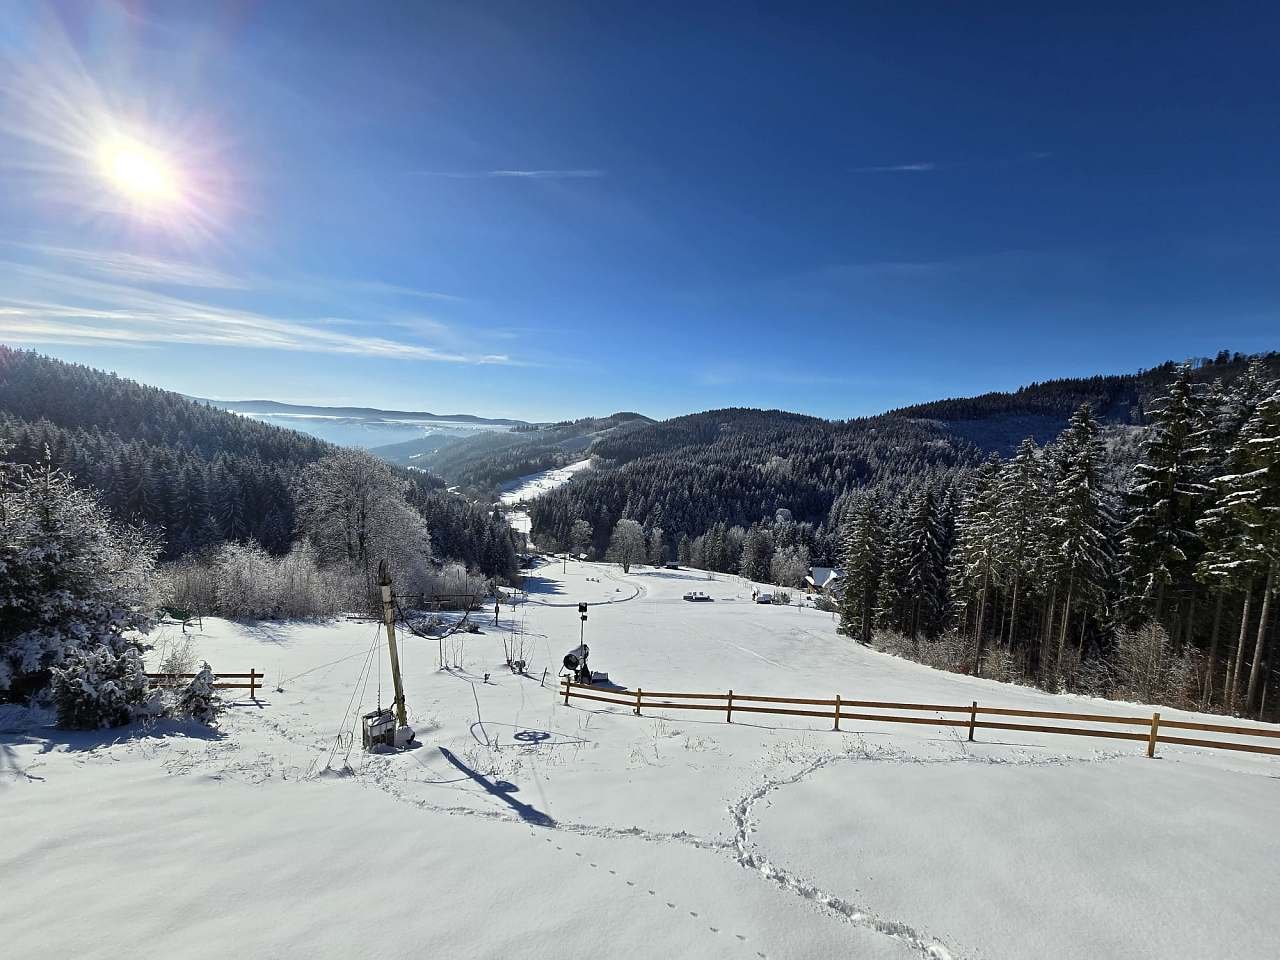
xmin=560 ymin=680 xmax=1280 ymax=759
xmin=146 ymin=670 xmax=262 ymax=699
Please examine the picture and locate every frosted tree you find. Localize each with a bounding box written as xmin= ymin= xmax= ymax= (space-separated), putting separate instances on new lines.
xmin=1202 ymin=387 xmax=1280 ymax=714
xmin=1195 ymin=366 xmax=1278 ymax=711
xmin=769 ymin=543 xmax=809 ymax=588
xmin=677 ymin=532 xmax=692 ymax=566
xmin=569 ymin=518 xmax=593 ymax=557
xmin=1119 ymin=367 xmax=1209 ymax=638
xmin=606 ymin=518 xmax=647 ymax=573
xmin=647 ymin=526 xmax=667 ymax=565
xmin=176 ymin=662 xmax=220 ymax=725
xmin=1 ymin=455 xmax=159 ymax=709
xmin=294 ymin=450 xmax=433 ymax=598
xmin=903 ymin=488 xmax=948 ymax=639
xmin=837 ymin=495 xmax=882 ymax=644
xmin=738 ymin=525 xmax=773 ymax=582
xmin=994 ymin=438 xmax=1046 ymax=652
xmin=950 ymin=454 xmax=1003 ymax=674
xmin=1045 ymin=405 xmax=1116 ymax=681
xmin=874 ymin=501 xmax=909 ymax=632
xmin=50 ymin=644 xmax=154 ymax=729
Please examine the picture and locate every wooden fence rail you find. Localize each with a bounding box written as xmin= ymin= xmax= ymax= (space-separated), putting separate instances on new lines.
xmin=560 ymin=679 xmax=1280 ymax=759
xmin=145 ymin=670 xmax=261 ymax=698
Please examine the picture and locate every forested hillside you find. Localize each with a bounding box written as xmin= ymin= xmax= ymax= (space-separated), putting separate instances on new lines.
xmin=531 ymin=409 xmax=981 ymax=563
xmin=894 ymin=350 xmax=1280 ymax=454
xmin=399 ymin=411 xmax=652 ymax=492
xmin=530 ymin=355 xmax=1280 ymax=719
xmin=0 ymin=347 xmax=514 ymax=575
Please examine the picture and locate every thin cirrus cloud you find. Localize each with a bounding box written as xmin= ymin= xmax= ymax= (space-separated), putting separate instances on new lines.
xmin=852 ymin=161 xmax=940 ymax=173
xmin=852 ymin=152 xmax=1052 ymax=174
xmin=1 ymin=242 xmax=249 ymax=289
xmin=413 ymin=168 xmax=606 ymax=180
xmin=0 ymin=260 xmax=523 ymax=365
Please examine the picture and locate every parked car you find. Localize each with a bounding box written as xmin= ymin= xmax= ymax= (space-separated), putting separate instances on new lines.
xmin=755 ymin=593 xmax=773 ymax=604
xmin=664 ymin=562 xmax=681 ymax=570
xmin=682 ymin=590 xmax=712 ymax=602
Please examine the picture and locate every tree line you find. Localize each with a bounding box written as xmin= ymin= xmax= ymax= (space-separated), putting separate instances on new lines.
xmin=839 ymin=363 xmax=1280 ymax=718
xmin=0 ymin=348 xmax=516 ymax=578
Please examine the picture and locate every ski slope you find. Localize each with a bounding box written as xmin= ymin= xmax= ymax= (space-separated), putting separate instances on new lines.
xmin=498 ymin=458 xmax=592 ymax=537
xmin=3 ymin=560 xmax=1278 ymax=960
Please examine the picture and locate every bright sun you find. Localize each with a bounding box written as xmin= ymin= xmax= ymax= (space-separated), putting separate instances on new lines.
xmin=98 ymin=137 xmax=181 ymax=205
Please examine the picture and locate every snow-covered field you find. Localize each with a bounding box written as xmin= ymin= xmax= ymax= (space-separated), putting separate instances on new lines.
xmin=4 ymin=560 xmax=1279 ymax=960
xmin=498 ymin=458 xmax=592 ymax=536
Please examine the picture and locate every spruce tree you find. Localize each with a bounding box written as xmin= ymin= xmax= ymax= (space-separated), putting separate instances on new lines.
xmin=1119 ymin=367 xmax=1208 ymax=634
xmin=837 ymin=495 xmax=882 ymax=644
xmin=994 ymin=438 xmax=1046 ymax=656
xmin=1045 ymin=405 xmax=1116 ymax=680
xmin=951 ymin=454 xmax=1003 ymax=673
xmin=903 ymin=488 xmax=948 ymax=639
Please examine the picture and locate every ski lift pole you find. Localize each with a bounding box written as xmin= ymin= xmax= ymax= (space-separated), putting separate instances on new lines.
xmin=378 ymin=561 xmax=409 ymax=728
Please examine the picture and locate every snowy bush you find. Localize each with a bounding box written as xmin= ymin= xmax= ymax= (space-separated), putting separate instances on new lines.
xmin=50 ymin=644 xmax=156 ymax=729
xmin=871 ymin=628 xmax=969 ymax=673
xmin=175 ymin=662 xmax=220 ymax=725
xmin=1104 ymin=621 xmax=1202 ymax=708
xmin=771 ymin=591 xmax=791 ymax=605
xmin=1 ymin=458 xmax=159 ymax=703
xmin=162 ymin=539 xmax=361 ymax=620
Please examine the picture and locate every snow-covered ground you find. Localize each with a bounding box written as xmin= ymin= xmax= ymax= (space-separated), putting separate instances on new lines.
xmin=498 ymin=458 xmax=592 ymax=536
xmin=4 ymin=560 xmax=1279 ymax=960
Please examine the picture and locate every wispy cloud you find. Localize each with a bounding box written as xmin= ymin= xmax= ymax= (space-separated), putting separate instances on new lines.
xmin=852 ymin=152 xmax=1052 ymax=174
xmin=343 ymin=279 xmax=466 ymax=302
xmin=413 ymin=169 xmax=605 ymax=180
xmin=2 ymin=242 xmax=248 ymax=289
xmin=0 ymin=262 xmax=524 ymax=365
xmin=852 ymin=161 xmax=940 ymax=173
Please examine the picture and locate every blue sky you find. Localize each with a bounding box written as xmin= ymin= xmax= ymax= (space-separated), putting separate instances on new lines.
xmin=1 ymin=2 xmax=1277 ymax=421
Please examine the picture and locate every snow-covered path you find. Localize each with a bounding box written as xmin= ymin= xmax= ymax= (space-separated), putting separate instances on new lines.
xmin=4 ymin=560 xmax=1278 ymax=960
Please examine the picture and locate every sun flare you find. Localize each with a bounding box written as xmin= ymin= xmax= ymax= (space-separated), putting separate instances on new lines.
xmin=98 ymin=137 xmax=181 ymax=205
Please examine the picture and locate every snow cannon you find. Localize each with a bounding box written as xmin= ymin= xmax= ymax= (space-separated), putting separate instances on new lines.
xmin=563 ymin=643 xmax=592 ymax=685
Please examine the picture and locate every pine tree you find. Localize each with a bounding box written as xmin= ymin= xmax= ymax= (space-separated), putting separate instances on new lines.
xmin=1045 ymin=405 xmax=1116 ymax=680
xmin=994 ymin=438 xmax=1046 ymax=655
xmin=176 ymin=662 xmax=220 ymax=725
xmin=951 ymin=454 xmax=1003 ymax=673
xmin=1204 ymin=387 xmax=1280 ymax=714
xmin=837 ymin=495 xmax=882 ymax=644
xmin=903 ymin=488 xmax=948 ymax=639
xmin=1 ymin=456 xmax=159 ymax=705
xmin=1119 ymin=367 xmax=1209 ymax=634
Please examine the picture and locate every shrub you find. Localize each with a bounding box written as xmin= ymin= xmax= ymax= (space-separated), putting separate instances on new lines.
xmin=51 ymin=645 xmax=156 ymax=729
xmin=175 ymin=662 xmax=220 ymax=725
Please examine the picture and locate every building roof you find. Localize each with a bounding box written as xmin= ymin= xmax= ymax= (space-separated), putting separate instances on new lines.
xmin=804 ymin=566 xmax=842 ymax=588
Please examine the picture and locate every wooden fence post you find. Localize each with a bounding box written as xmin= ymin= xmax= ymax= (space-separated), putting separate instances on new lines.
xmin=834 ymin=694 xmax=841 ymax=731
xmin=563 ymin=678 xmax=571 ymax=706
xmin=635 ymin=687 xmax=643 ymax=716
xmin=1147 ymin=712 xmax=1161 ymax=758
xmin=249 ymin=669 xmax=259 ymax=700
xmin=968 ymin=701 xmax=977 ymax=742
xmin=726 ymin=689 xmax=734 ymax=723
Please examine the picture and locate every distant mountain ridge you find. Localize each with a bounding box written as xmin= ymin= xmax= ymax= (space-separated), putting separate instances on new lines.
xmin=192 ymin=397 xmax=529 ymax=427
